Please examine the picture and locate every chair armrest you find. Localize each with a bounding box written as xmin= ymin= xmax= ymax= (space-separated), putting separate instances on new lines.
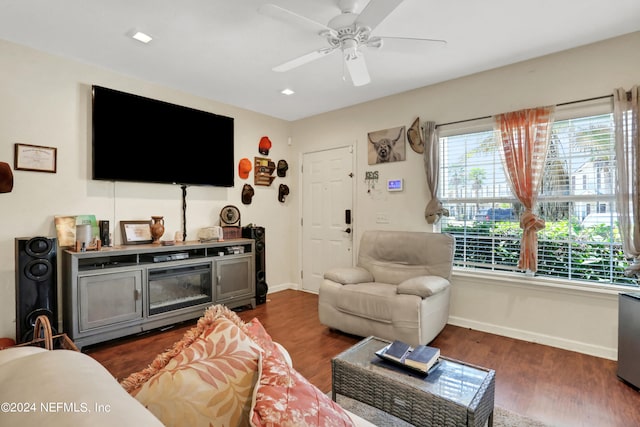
xmin=323 ymin=267 xmax=374 ymax=285
xmin=396 ymin=276 xmax=450 ymax=298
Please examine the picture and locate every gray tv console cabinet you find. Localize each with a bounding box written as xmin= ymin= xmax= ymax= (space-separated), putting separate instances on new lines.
xmin=62 ymin=239 xmax=255 ymax=349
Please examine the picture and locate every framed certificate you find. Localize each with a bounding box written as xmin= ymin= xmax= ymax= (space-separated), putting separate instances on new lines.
xmin=120 ymin=220 xmax=153 ymax=245
xmin=14 ymin=143 xmax=57 ymax=173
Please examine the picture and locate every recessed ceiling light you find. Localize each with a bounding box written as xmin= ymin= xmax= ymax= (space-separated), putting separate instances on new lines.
xmin=132 ymin=31 xmax=152 ymax=44
xmin=281 ymin=88 xmax=295 ymax=96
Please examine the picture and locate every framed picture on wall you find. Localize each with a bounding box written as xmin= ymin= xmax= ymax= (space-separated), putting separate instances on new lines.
xmin=14 ymin=143 xmax=57 ymax=173
xmin=367 ymin=126 xmax=406 ymax=165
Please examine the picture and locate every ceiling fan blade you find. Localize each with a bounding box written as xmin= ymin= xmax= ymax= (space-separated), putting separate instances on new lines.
xmin=355 ymin=0 xmax=404 ymax=32
xmin=344 ymin=52 xmax=370 ymax=86
xmin=273 ymin=48 xmax=337 ymax=72
xmin=258 ymin=3 xmax=333 ymax=35
xmin=381 ymin=36 xmax=447 ymax=45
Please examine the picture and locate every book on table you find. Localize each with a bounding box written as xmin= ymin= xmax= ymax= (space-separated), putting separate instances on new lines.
xmin=376 ymin=340 xmax=441 ymax=374
xmin=404 ymin=345 xmax=440 ymax=372
xmin=382 ymin=340 xmax=411 ymax=362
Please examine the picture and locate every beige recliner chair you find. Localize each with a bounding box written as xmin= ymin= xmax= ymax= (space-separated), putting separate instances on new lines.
xmin=319 ymin=230 xmax=455 ymax=346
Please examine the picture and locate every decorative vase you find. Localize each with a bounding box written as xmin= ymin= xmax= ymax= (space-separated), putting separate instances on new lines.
xmin=150 ymin=216 xmax=165 ymax=243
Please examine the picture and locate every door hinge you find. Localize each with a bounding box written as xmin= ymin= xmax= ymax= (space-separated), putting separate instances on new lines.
xmin=301 ymin=218 xmax=303 ymax=226
xmin=300 ymin=270 xmax=303 ymax=279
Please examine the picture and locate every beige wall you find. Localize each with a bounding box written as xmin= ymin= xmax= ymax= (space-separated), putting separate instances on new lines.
xmin=0 ymin=39 xmax=294 ymax=339
xmin=2 ymin=31 xmax=639 ymax=359
xmin=290 ymin=31 xmax=640 ymax=359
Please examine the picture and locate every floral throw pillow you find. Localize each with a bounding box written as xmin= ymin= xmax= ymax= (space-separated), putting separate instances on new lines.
xmin=245 ymin=318 xmax=355 ymax=427
xmin=120 ymin=305 xmax=261 ymax=427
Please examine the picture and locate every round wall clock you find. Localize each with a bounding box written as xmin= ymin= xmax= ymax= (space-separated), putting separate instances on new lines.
xmin=220 ymin=205 xmax=241 ymax=227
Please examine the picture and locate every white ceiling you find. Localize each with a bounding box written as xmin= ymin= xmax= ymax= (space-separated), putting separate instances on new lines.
xmin=1 ymin=0 xmax=639 ymax=121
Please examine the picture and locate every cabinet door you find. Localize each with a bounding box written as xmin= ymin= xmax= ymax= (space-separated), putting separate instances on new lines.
xmin=78 ymin=269 xmax=143 ymax=332
xmin=214 ymin=255 xmax=253 ymax=303
xmin=618 ymin=293 xmax=640 ymax=388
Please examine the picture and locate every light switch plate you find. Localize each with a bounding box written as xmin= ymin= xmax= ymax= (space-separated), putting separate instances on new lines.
xmin=376 ymin=213 xmax=390 ymax=223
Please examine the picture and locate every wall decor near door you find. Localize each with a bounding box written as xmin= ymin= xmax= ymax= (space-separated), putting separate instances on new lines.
xmin=254 ymin=157 xmax=276 ymax=186
xmin=367 ymin=126 xmax=406 ymax=165
xmin=407 ymin=117 xmax=424 ymax=153
xmin=278 ymin=184 xmax=289 ymax=202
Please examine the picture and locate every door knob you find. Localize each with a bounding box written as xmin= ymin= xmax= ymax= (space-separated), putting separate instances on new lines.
xmin=344 ymin=227 xmax=351 ymax=234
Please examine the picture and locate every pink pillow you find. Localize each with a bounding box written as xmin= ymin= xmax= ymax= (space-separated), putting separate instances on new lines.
xmin=245 ymin=318 xmax=355 ymax=427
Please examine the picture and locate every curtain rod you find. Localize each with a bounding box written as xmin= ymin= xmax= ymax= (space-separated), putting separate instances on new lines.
xmin=435 ymin=93 xmax=614 ymax=129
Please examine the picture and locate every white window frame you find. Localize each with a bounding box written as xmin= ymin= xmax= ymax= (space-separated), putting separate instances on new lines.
xmin=438 ymin=98 xmax=637 ymax=289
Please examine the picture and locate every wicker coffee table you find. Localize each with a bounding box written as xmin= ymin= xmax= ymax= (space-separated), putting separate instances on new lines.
xmin=332 ymin=336 xmax=495 ymax=427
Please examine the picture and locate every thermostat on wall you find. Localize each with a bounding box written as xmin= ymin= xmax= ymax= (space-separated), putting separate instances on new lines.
xmin=387 ymin=178 xmax=404 ymax=192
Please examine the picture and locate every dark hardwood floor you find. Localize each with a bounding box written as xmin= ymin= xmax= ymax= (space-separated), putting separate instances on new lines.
xmin=86 ymin=289 xmax=639 ymax=427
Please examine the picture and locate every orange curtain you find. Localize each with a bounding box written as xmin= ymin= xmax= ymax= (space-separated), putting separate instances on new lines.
xmin=495 ymin=106 xmax=554 ymax=272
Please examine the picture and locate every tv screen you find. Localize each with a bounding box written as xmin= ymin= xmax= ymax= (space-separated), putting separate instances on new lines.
xmin=92 ymin=85 xmax=234 ymax=187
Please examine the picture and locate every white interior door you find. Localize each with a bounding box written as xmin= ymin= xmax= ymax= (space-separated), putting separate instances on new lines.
xmin=301 ymin=146 xmax=354 ymax=293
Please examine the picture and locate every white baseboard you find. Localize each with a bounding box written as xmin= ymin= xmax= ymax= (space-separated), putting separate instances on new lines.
xmin=448 ymin=315 xmax=617 ymax=360
xmin=266 ymin=282 xmax=298 ymax=294
xmin=264 ymin=282 xmax=618 ymax=360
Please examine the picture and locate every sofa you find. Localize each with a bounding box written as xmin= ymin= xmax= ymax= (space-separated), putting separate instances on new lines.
xmin=319 ymin=230 xmax=455 ymax=347
xmin=0 ymin=305 xmax=376 ymax=427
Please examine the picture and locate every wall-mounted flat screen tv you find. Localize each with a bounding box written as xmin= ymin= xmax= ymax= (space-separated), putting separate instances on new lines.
xmin=92 ymin=85 xmax=234 ymax=187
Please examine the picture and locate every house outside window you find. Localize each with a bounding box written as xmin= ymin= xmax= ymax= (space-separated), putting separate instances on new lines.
xmin=438 ymin=99 xmax=636 ymax=287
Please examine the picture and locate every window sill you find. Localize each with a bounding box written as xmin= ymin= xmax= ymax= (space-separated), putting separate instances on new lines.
xmin=452 ymin=268 xmax=638 ymax=298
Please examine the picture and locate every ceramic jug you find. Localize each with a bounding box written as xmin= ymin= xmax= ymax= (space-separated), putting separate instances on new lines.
xmin=150 ymin=216 xmax=165 ymax=242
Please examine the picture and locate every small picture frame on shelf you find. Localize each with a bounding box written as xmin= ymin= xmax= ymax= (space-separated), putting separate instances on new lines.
xmin=120 ymin=220 xmax=152 ymax=245
xmin=14 ymin=143 xmax=57 ymax=173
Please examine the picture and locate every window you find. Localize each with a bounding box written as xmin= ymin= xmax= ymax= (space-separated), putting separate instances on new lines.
xmin=438 ymin=99 xmax=636 ymax=287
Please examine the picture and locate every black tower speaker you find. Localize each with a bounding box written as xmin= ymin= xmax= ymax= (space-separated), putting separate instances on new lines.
xmin=15 ymin=236 xmax=57 ymax=343
xmin=242 ymin=226 xmax=268 ymax=305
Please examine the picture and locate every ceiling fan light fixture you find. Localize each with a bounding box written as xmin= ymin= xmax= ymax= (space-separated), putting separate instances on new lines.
xmin=342 ymin=38 xmax=359 ymax=60
xmin=280 ymin=88 xmax=295 ymax=95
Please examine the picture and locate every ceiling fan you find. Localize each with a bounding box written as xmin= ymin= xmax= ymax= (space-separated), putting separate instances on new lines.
xmin=259 ymin=0 xmax=446 ymax=86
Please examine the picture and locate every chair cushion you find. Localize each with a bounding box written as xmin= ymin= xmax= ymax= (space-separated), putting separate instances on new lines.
xmin=357 ymin=231 xmax=455 ymax=284
xmin=396 ymin=276 xmax=450 ymax=298
xmin=336 ymin=283 xmax=398 ymax=323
